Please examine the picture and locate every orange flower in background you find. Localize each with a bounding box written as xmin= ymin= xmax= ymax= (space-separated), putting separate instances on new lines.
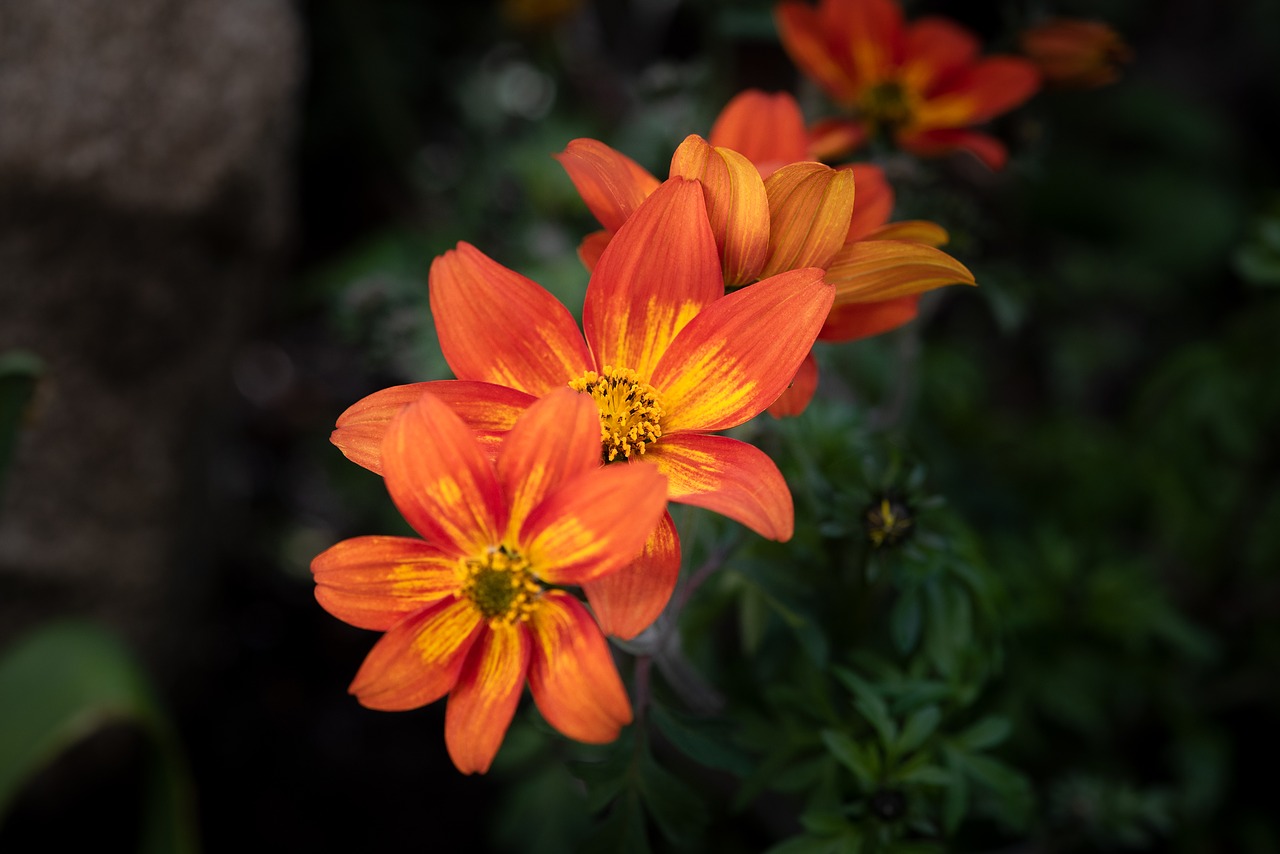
xmin=312 ymin=388 xmax=668 ymax=774
xmin=774 ymin=0 xmax=1040 ymax=169
xmin=1019 ymin=19 xmax=1131 ymax=89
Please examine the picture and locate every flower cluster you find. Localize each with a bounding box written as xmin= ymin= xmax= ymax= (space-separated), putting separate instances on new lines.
xmin=310 ymin=0 xmax=1126 ymax=774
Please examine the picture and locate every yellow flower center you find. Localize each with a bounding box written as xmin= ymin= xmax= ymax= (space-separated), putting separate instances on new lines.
xmin=569 ymin=366 xmax=664 ymax=463
xmin=459 ymin=546 xmax=540 ymax=625
xmin=865 ymin=495 xmax=914 ymax=549
xmin=860 ymin=80 xmax=916 ymax=132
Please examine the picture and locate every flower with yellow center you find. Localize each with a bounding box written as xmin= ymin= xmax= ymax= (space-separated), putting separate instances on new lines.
xmin=312 ymin=388 xmax=668 ymax=775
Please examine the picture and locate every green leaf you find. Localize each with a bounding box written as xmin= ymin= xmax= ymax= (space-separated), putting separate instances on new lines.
xmin=894 ymin=706 xmax=941 ymax=759
xmin=833 ymin=668 xmax=897 ymax=746
xmin=895 ymin=765 xmax=953 ymax=787
xmin=765 ymin=834 xmax=846 ymax=854
xmin=0 ymin=621 xmax=198 ymax=854
xmin=821 ymin=730 xmax=879 ymax=788
xmin=889 ymin=590 xmax=923 ymax=655
xmin=942 ymin=756 xmax=969 ymax=835
xmin=953 ymin=716 xmax=1011 ymax=752
xmin=581 ymin=790 xmax=650 ymax=854
xmin=650 ymin=704 xmax=753 ymax=775
xmin=638 ymin=752 xmax=707 ymax=845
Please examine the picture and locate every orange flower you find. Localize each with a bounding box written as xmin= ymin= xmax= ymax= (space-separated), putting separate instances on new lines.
xmin=558 ymin=92 xmax=974 ymax=416
xmin=313 ymin=388 xmax=668 ymax=774
xmin=1019 ymin=19 xmax=1130 ymax=89
xmin=774 ymin=0 xmax=1040 ymax=169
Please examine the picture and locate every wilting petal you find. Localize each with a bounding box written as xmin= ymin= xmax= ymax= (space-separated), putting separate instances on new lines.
xmin=808 ymin=118 xmax=869 ymax=162
xmin=430 ymin=242 xmax=592 ymax=395
xmin=862 ymin=219 xmax=950 ymax=247
xmin=652 ymin=268 xmax=833 ymax=432
xmin=767 ymin=351 xmax=820 ymax=419
xmin=775 ymin=1 xmax=860 ymax=105
xmin=555 ymin=139 xmax=661 ymax=233
xmin=826 ymin=239 xmax=975 ymax=303
xmin=708 ymin=90 xmax=810 ymax=176
xmin=900 ymin=17 xmax=980 ymax=93
xmin=349 ymin=597 xmax=483 ymax=711
xmin=577 ymin=230 xmax=611 ymax=273
xmin=521 ymin=462 xmax=668 ymax=586
xmin=845 ymin=163 xmax=895 ymax=242
xmin=670 ymin=135 xmax=770 ymax=286
xmin=582 ymin=511 xmax=681 ymax=640
xmin=899 ymin=127 xmax=1010 ymax=170
xmin=819 ymin=294 xmax=920 ymax=342
xmin=647 ymin=432 xmax=794 ymax=541
xmin=527 ymin=592 xmax=632 ymax=743
xmin=333 ymin=381 xmax=534 ymax=475
xmin=313 ymin=536 xmax=460 ymax=631
xmin=444 ymin=622 xmax=531 ymax=774
xmin=583 ymin=177 xmax=724 ymax=379
xmin=383 ymin=391 xmax=506 ymax=556
xmin=497 ymin=388 xmax=601 ymax=537
xmin=762 ymin=163 xmax=857 ymax=277
xmin=917 ymin=56 xmax=1041 ymax=127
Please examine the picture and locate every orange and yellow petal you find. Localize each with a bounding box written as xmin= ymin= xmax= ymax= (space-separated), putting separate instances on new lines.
xmin=819 ymin=294 xmax=920 ymax=342
xmin=582 ymin=511 xmax=681 ymax=640
xmin=900 ymin=17 xmax=980 ymax=94
xmin=312 ymin=536 xmax=461 ymax=631
xmin=555 ymin=138 xmax=661 ymax=234
xmin=767 ymin=351 xmax=820 ymax=419
xmin=845 ymin=163 xmax=894 ymax=242
xmin=827 ymin=0 xmax=906 ymax=86
xmin=527 ymin=591 xmax=632 ymax=743
xmin=651 ymin=267 xmax=833 ymax=432
xmin=1020 ymin=19 xmax=1130 ymax=89
xmin=917 ymin=56 xmax=1040 ymax=128
xmin=826 ymin=239 xmax=975 ymax=304
xmin=708 ymin=90 xmax=810 ymax=177
xmin=647 ymin=432 xmax=794 ymax=541
xmin=583 ymin=177 xmax=724 ymax=380
xmin=761 ymin=162 xmax=857 ymax=277
xmin=332 ymin=380 xmax=534 ymax=475
xmin=898 ymin=127 xmax=1010 ymax=170
xmin=521 ymin=462 xmax=668 ymax=586
xmin=775 ymin=1 xmax=860 ymax=105
xmin=808 ymin=118 xmax=869 ymax=162
xmin=497 ymin=388 xmax=602 ymax=537
xmin=861 ymin=219 xmax=950 ymax=247
xmin=444 ymin=622 xmax=532 ymax=774
xmin=430 ymin=242 xmax=592 ymax=396
xmin=670 ymin=135 xmax=771 ymax=286
xmin=349 ymin=597 xmax=484 ymax=711
xmin=383 ymin=391 xmax=507 ymax=556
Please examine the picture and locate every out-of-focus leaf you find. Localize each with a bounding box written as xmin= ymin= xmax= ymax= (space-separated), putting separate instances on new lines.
xmin=889 ymin=590 xmax=922 ymax=655
xmin=650 ymin=704 xmax=753 ymax=775
xmin=0 ymin=350 xmax=43 ymax=492
xmin=893 ymin=706 xmax=941 ymax=758
xmin=953 ymin=717 xmax=1012 ymax=753
xmin=638 ymin=751 xmax=707 ymax=846
xmin=821 ymin=729 xmax=879 ymax=788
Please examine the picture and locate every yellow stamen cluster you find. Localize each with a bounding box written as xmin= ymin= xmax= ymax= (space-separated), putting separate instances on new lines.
xmin=569 ymin=366 xmax=664 ymax=462
xmin=865 ymin=495 xmax=914 ymax=549
xmin=459 ymin=545 xmax=540 ymax=625
xmin=860 ymin=80 xmax=915 ymax=132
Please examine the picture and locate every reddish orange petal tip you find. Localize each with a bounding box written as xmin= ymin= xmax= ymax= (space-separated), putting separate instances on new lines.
xmin=767 ymin=351 xmax=819 ymax=419
xmin=582 ymin=511 xmax=681 ymax=640
xmin=312 ymin=535 xmax=459 ymax=631
xmin=444 ymin=624 xmax=531 ymax=774
xmin=556 ymin=139 xmax=661 ymax=233
xmin=709 ymin=90 xmax=810 ymax=175
xmin=819 ymin=294 xmax=921 ymax=342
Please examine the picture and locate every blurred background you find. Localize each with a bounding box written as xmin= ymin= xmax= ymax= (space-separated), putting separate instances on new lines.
xmin=1 ymin=0 xmax=1278 ymax=851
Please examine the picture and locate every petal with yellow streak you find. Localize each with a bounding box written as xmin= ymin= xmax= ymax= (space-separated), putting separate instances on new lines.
xmin=444 ymin=622 xmax=532 ymax=774
xmin=430 ymin=242 xmax=592 ymax=396
xmin=527 ymin=591 xmax=632 ymax=743
xmin=708 ymin=90 xmax=810 ymax=176
xmin=762 ymin=162 xmax=857 ymax=277
xmin=349 ymin=597 xmax=483 ymax=711
xmin=915 ymin=56 xmax=1041 ymax=128
xmin=819 ymin=294 xmax=920 ymax=342
xmin=808 ymin=118 xmax=868 ymax=162
xmin=651 ymin=267 xmax=833 ymax=432
xmin=497 ymin=388 xmax=602 ymax=538
xmin=332 ymin=380 xmax=534 ymax=475
xmin=383 ymin=391 xmax=507 ymax=557
xmin=313 ymin=535 xmax=460 ymax=631
xmin=824 ymin=0 xmax=905 ymax=86
xmin=521 ymin=462 xmax=668 ymax=586
xmin=899 ymin=17 xmax=980 ymax=94
xmin=582 ymin=511 xmax=681 ymax=640
xmin=767 ymin=351 xmax=820 ymax=419
xmin=826 ymin=239 xmax=975 ymax=304
xmin=670 ymin=135 xmax=770 ymax=286
xmin=774 ymin=2 xmax=860 ymax=106
xmin=862 ymin=219 xmax=950 ymax=247
xmin=555 ymin=139 xmax=661 ymax=234
xmin=583 ymin=177 xmax=724 ymax=380
xmin=647 ymin=432 xmax=794 ymax=541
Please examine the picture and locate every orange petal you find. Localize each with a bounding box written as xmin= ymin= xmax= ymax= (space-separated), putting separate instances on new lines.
xmin=670 ymin=135 xmax=771 ymax=286
xmin=900 ymin=16 xmax=980 ymax=93
xmin=430 ymin=242 xmax=592 ymax=395
xmin=497 ymin=388 xmax=601 ymax=537
xmin=845 ymin=163 xmax=895 ymax=242
xmin=444 ymin=622 xmax=531 ymax=774
xmin=775 ymin=2 xmax=860 ymax=105
xmin=827 ymin=0 xmax=905 ymax=85
xmin=1019 ymin=19 xmax=1130 ymax=89
xmin=819 ymin=294 xmax=920 ymax=342
xmin=583 ymin=177 xmax=724 ymax=380
xmin=527 ymin=591 xmax=632 ymax=743
xmin=767 ymin=351 xmax=820 ymax=418
xmin=577 ymin=230 xmax=611 ymax=273
xmin=762 ymin=162 xmax=857 ymax=277
xmin=651 ymin=267 xmax=833 ymax=432
xmin=862 ymin=219 xmax=950 ymax=247
xmin=582 ymin=511 xmax=681 ymax=640
xmin=647 ymin=432 xmax=794 ymax=541
xmin=899 ymin=127 xmax=1010 ymax=170
xmin=349 ymin=597 xmax=483 ymax=711
xmin=808 ymin=118 xmax=869 ymax=161
xmin=312 ymin=536 xmax=460 ymax=631
xmin=555 ymin=139 xmax=661 ymax=233
xmin=917 ymin=56 xmax=1040 ymax=127
xmin=708 ymin=90 xmax=809 ymax=176
xmin=520 ymin=462 xmax=668 ymax=586
xmin=383 ymin=391 xmax=506 ymax=556
xmin=826 ymin=239 xmax=975 ymax=303
xmin=332 ymin=380 xmax=534 ymax=475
